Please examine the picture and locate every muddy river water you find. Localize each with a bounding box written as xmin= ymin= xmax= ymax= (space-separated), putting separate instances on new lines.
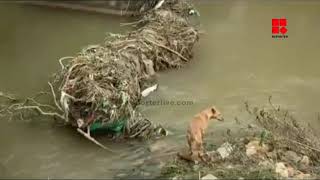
xmin=1 ymin=1 xmax=320 ymax=178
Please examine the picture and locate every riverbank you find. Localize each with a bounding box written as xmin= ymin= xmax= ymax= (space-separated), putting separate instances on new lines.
xmin=158 ymin=99 xmax=320 ymax=179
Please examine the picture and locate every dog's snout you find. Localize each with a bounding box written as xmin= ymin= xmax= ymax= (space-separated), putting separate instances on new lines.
xmin=217 ymin=116 xmax=224 ymax=121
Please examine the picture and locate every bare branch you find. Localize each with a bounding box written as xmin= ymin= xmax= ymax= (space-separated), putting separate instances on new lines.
xmin=25 ymin=98 xmax=55 ymax=109
xmin=59 ymin=56 xmax=74 ymax=69
xmin=77 ymin=128 xmax=116 ymax=153
xmin=0 ymin=91 xmax=17 ymax=101
xmin=16 ymin=106 xmax=65 ymax=120
xmin=48 ymin=82 xmax=63 ymax=112
xmin=145 ymin=37 xmax=189 ymax=62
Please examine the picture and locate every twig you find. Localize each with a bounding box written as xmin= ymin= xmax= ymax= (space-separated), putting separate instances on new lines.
xmin=244 ymin=101 xmax=252 ymax=114
xmin=279 ymin=137 xmax=320 ymax=153
xmin=48 ymin=82 xmax=63 ymax=112
xmin=25 ymin=98 xmax=55 ymax=109
xmin=0 ymin=91 xmax=16 ymax=101
xmin=16 ymin=106 xmax=65 ymax=120
xmin=59 ymin=56 xmax=73 ymax=70
xmin=145 ymin=37 xmax=189 ymax=62
xmin=120 ymin=19 xmax=144 ymax=27
xmin=283 ymin=110 xmax=288 ymax=121
xmin=31 ymin=91 xmax=50 ymax=100
xmin=124 ymin=0 xmax=131 ymax=15
xmin=77 ymin=128 xmax=116 ymax=153
xmin=268 ymin=95 xmax=279 ymax=111
xmin=60 ymin=63 xmax=85 ymax=90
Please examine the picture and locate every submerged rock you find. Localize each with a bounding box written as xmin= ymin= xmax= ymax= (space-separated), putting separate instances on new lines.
xmin=201 ymin=174 xmax=218 ymax=180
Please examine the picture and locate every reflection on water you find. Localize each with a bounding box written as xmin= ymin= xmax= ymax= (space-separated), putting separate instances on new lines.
xmin=1 ymin=1 xmax=320 ymax=178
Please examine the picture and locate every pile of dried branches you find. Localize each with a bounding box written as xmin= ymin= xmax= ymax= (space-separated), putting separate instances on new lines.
xmin=55 ymin=0 xmax=199 ymax=136
xmin=245 ymin=96 xmax=320 ymax=165
xmin=1 ymin=0 xmax=200 ymax=144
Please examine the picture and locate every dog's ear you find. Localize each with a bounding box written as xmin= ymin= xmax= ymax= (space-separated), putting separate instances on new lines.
xmin=211 ymin=107 xmax=216 ymax=114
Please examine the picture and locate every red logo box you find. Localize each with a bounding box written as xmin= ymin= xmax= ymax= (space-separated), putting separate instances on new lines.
xmin=272 ymin=18 xmax=287 ymax=35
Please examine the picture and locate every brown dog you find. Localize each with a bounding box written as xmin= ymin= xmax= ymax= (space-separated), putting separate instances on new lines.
xmin=179 ymin=106 xmax=223 ymax=162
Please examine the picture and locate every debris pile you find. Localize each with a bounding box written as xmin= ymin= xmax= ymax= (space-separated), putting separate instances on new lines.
xmin=55 ymin=0 xmax=199 ymax=138
xmin=0 ymin=0 xmax=200 ymax=142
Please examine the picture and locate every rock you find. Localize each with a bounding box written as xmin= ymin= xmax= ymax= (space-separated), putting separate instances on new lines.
xmin=217 ymin=142 xmax=233 ymax=159
xmin=201 ymin=174 xmax=218 ymax=180
xmin=116 ymin=173 xmax=127 ymax=178
xmin=246 ymin=146 xmax=257 ymax=157
xmin=238 ymin=177 xmax=244 ymax=180
xmin=248 ymin=124 xmax=257 ymax=129
xmin=172 ymin=176 xmax=179 ymax=180
xmin=275 ymin=162 xmax=288 ymax=178
xmin=300 ymin=155 xmax=310 ymax=166
xmin=287 ymin=166 xmax=295 ymax=177
xmin=258 ymin=160 xmax=274 ymax=169
xmin=141 ymin=171 xmax=151 ymax=176
xmin=202 ymin=151 xmax=220 ymax=162
xmin=226 ymin=165 xmax=233 ymax=169
xmin=284 ymin=151 xmax=300 ymax=163
xmin=172 ymin=176 xmax=184 ymax=180
xmin=245 ymin=140 xmax=269 ymax=158
xmin=294 ymin=171 xmax=311 ymax=179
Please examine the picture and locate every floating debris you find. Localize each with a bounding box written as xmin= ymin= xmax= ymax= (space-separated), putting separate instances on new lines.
xmin=0 ymin=0 xmax=200 ymax=148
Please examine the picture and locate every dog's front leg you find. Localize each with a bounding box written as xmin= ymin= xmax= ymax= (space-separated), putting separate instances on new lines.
xmin=199 ymin=129 xmax=205 ymax=152
xmin=187 ymin=132 xmax=192 ymax=154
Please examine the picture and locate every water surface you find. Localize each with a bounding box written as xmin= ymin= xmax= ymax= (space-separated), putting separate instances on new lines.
xmin=0 ymin=1 xmax=320 ymax=178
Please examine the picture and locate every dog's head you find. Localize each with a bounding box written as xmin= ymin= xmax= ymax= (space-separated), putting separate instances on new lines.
xmin=206 ymin=106 xmax=224 ymax=121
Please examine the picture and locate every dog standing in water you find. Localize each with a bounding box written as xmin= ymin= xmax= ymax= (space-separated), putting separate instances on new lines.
xmin=178 ymin=106 xmax=224 ymax=162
